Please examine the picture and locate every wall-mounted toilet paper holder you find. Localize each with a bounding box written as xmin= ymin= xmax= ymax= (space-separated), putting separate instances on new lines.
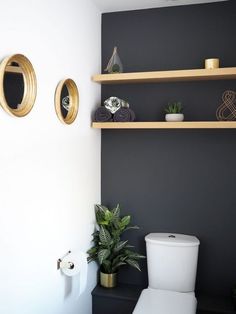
xmin=57 ymin=251 xmax=75 ymax=270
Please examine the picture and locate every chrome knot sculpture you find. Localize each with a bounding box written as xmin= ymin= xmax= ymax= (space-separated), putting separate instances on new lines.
xmin=104 ymin=96 xmax=129 ymax=114
xmin=62 ymin=96 xmax=70 ymax=111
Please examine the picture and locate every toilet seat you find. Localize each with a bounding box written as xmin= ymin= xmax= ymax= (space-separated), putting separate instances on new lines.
xmin=133 ymin=288 xmax=197 ymax=314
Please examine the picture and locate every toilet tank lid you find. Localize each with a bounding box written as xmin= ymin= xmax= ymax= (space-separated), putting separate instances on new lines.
xmin=145 ymin=233 xmax=200 ymax=247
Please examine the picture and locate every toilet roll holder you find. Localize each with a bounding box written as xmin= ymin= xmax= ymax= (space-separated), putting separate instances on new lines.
xmin=57 ymin=250 xmax=75 ymax=270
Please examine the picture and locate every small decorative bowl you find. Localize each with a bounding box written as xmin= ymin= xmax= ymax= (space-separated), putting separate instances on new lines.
xmin=165 ymin=113 xmax=184 ymax=122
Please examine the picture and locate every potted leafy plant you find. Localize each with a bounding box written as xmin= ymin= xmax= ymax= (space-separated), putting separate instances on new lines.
xmin=87 ymin=204 xmax=145 ymax=288
xmin=165 ymin=101 xmax=184 ymax=122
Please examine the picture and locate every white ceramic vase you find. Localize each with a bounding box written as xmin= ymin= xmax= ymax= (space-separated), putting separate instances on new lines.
xmin=165 ymin=113 xmax=184 ymax=122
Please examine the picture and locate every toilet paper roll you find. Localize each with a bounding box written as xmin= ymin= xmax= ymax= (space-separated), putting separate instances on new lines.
xmin=60 ymin=251 xmax=88 ymax=296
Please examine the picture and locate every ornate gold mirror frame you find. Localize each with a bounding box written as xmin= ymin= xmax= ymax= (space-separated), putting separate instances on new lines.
xmin=0 ymin=54 xmax=37 ymax=117
xmin=55 ymin=78 xmax=79 ymax=124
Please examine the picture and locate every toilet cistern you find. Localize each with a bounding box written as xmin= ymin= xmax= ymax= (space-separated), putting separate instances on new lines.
xmin=133 ymin=233 xmax=200 ymax=314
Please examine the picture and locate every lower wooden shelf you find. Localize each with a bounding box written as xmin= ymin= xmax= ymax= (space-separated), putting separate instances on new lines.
xmin=92 ymin=121 xmax=236 ymax=129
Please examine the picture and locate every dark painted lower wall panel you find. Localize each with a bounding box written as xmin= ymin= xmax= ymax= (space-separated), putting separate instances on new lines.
xmin=102 ymin=129 xmax=236 ymax=296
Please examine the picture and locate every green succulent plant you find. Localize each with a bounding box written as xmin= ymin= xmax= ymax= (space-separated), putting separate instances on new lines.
xmin=165 ymin=102 xmax=183 ymax=114
xmin=111 ymin=64 xmax=120 ymax=73
xmin=87 ymin=204 xmax=145 ymax=274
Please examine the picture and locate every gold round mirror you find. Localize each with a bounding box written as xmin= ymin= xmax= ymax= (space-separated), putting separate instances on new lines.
xmin=55 ymin=79 xmax=79 ymax=124
xmin=0 ymin=54 xmax=37 ymax=117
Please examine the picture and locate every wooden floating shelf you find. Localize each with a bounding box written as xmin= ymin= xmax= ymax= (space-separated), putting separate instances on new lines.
xmin=92 ymin=121 xmax=236 ymax=129
xmin=92 ymin=67 xmax=236 ymax=84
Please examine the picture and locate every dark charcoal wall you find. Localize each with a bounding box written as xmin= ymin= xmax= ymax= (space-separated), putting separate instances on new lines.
xmin=101 ymin=1 xmax=236 ymax=297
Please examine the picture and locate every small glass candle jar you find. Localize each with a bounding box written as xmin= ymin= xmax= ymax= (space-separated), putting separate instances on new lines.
xmin=205 ymin=58 xmax=220 ymax=69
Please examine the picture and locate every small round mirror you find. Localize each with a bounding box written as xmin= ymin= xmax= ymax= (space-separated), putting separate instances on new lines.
xmin=55 ymin=79 xmax=79 ymax=124
xmin=0 ymin=54 xmax=37 ymax=117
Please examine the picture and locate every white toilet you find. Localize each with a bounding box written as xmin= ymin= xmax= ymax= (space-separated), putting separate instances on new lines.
xmin=133 ymin=233 xmax=200 ymax=314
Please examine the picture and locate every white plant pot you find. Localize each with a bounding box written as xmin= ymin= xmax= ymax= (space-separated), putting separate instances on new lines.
xmin=165 ymin=113 xmax=184 ymax=122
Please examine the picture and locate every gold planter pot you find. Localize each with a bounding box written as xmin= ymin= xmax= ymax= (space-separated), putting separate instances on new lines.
xmin=100 ymin=271 xmax=117 ymax=288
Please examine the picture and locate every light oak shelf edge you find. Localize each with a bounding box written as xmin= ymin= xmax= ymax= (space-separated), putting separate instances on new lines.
xmin=92 ymin=67 xmax=236 ymax=84
xmin=92 ymin=121 xmax=236 ymax=129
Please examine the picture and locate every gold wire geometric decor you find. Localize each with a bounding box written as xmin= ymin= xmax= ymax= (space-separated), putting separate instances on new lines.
xmin=216 ymin=90 xmax=236 ymax=121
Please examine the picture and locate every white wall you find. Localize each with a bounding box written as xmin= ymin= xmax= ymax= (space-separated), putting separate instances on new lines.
xmin=0 ymin=0 xmax=101 ymax=313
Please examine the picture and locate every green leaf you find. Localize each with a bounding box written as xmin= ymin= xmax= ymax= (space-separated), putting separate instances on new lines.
xmin=123 ymin=225 xmax=139 ymax=232
xmin=102 ymin=260 xmax=112 ymax=273
xmin=120 ymin=255 xmax=128 ymax=262
xmin=121 ymin=215 xmax=131 ymax=227
xmin=99 ymin=226 xmax=111 ymax=246
xmin=114 ymin=240 xmax=128 ymax=252
xmin=124 ymin=249 xmax=136 ymax=257
xmin=95 ymin=209 xmax=105 ymax=224
xmin=125 ymin=244 xmax=135 ymax=248
xmin=125 ymin=251 xmax=146 ymax=259
xmin=112 ymin=64 xmax=120 ymax=73
xmin=99 ymin=220 xmax=109 ymax=225
xmin=126 ymin=259 xmax=141 ymax=271
xmin=165 ymin=101 xmax=182 ymax=114
xmin=87 ymin=256 xmax=97 ymax=263
xmin=105 ymin=209 xmax=113 ymax=222
xmin=98 ymin=249 xmax=110 ymax=265
xmin=112 ymin=262 xmax=126 ymax=272
xmin=112 ymin=204 xmax=120 ymax=219
xmin=87 ymin=247 xmax=97 ymax=255
xmin=111 ymin=229 xmax=121 ymax=239
xmin=95 ymin=204 xmax=109 ymax=212
xmin=111 ymin=255 xmax=122 ymax=266
xmin=113 ymin=219 xmax=120 ymax=230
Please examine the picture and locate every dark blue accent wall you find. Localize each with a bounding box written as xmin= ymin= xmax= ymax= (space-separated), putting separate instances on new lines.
xmin=101 ymin=0 xmax=236 ymax=297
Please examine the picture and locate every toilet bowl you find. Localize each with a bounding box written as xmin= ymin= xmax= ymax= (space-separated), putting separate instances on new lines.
xmin=133 ymin=288 xmax=197 ymax=314
xmin=133 ymin=233 xmax=200 ymax=314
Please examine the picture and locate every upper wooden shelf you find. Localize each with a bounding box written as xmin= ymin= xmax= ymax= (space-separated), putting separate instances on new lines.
xmin=92 ymin=121 xmax=236 ymax=129
xmin=92 ymin=67 xmax=236 ymax=84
